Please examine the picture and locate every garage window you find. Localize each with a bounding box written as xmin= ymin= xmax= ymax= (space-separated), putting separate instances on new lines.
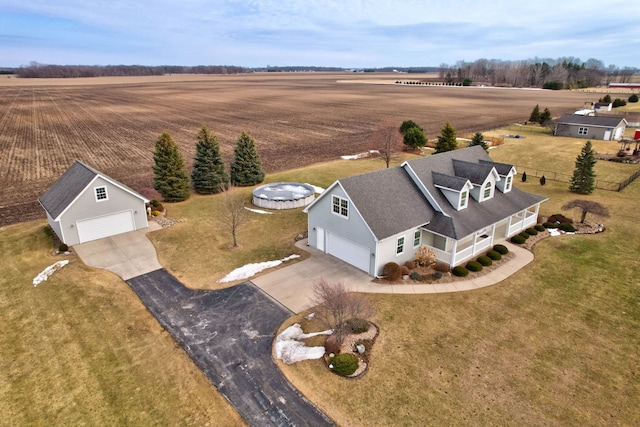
xmin=578 ymin=127 xmax=588 ymax=135
xmin=95 ymin=186 xmax=108 ymax=202
xmin=396 ymin=236 xmax=405 ymax=255
xmin=332 ymin=195 xmax=348 ymax=218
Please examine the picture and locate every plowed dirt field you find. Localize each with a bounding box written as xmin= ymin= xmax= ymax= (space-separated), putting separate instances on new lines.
xmin=0 ymin=73 xmax=591 ymax=226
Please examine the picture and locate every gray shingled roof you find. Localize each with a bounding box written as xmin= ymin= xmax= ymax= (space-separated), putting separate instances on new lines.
xmin=432 ymin=172 xmax=469 ymax=191
xmin=556 ymin=114 xmax=626 ymax=128
xmin=452 ymin=159 xmax=494 ymax=185
xmin=478 ymin=159 xmax=515 ymax=176
xmin=38 ymin=160 xmax=146 ymax=220
xmin=336 ymin=146 xmax=546 ymax=240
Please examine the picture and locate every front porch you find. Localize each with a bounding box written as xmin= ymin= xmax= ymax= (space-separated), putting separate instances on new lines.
xmin=424 ymin=204 xmax=541 ymax=267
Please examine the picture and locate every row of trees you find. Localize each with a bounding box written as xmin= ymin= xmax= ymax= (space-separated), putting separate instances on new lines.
xmin=438 ymin=57 xmax=636 ymax=88
xmin=17 ymin=63 xmax=248 ymax=78
xmin=152 ymin=128 xmax=265 ymax=202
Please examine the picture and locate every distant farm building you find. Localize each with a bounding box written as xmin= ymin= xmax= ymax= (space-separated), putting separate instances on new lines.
xmin=554 ymin=114 xmax=627 ymax=141
xmin=608 ymin=83 xmax=640 ymax=90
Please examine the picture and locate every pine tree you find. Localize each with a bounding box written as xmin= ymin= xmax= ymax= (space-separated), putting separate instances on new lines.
xmin=469 ymin=132 xmax=488 ymax=152
xmin=152 ymin=131 xmax=190 ymax=202
xmin=191 ymin=126 xmax=228 ymax=194
xmin=569 ymin=140 xmax=597 ymax=194
xmin=539 ymin=108 xmax=551 ymax=124
xmin=230 ymin=131 xmax=265 ymax=186
xmin=434 ymin=122 xmax=457 ymax=154
xmin=403 ymin=126 xmax=427 ymax=149
xmin=529 ymin=104 xmax=541 ymax=123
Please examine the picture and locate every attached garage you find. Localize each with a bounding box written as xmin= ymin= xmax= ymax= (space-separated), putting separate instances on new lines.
xmin=76 ymin=210 xmax=135 ymax=243
xmin=39 ymin=161 xmax=149 ymax=246
xmin=326 ymin=232 xmax=370 ymax=272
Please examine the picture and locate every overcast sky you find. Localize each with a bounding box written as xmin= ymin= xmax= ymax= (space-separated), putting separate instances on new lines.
xmin=1 ymin=0 xmax=638 ymax=68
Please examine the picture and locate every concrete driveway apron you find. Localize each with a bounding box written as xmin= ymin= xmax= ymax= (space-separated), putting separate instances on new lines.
xmin=73 ymin=223 xmax=162 ymax=280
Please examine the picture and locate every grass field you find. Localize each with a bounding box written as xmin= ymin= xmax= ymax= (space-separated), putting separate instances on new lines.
xmin=0 ymin=73 xmax=611 ymax=226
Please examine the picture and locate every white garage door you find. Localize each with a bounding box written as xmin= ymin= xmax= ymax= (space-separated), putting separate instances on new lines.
xmin=326 ymin=232 xmax=370 ymax=273
xmin=76 ymin=210 xmax=135 ymax=243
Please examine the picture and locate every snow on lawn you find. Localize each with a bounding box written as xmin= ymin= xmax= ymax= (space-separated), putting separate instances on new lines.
xmin=244 ymin=207 xmax=273 ymax=215
xmin=305 ymin=183 xmax=324 ymax=194
xmin=275 ymin=323 xmax=332 ymax=364
xmin=33 ymin=260 xmax=69 ymax=287
xmin=340 ymin=150 xmax=379 ymax=160
xmin=217 ymin=254 xmax=300 ymax=283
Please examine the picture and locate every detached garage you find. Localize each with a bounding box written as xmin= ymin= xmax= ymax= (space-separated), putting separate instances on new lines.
xmin=39 ymin=161 xmax=149 ymax=246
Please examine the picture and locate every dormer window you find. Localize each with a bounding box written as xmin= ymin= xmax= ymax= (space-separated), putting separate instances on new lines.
xmin=483 ymin=182 xmax=493 ymax=199
xmin=505 ymin=175 xmax=512 ymax=192
xmin=95 ymin=186 xmax=108 ymax=202
xmin=460 ymin=190 xmax=468 ymax=209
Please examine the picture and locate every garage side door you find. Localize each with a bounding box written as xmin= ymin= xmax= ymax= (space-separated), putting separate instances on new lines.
xmin=326 ymin=232 xmax=370 ymax=273
xmin=76 ymin=210 xmax=135 ymax=243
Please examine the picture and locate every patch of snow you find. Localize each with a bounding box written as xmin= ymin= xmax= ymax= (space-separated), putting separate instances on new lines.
xmin=244 ymin=207 xmax=273 ymax=215
xmin=33 ymin=260 xmax=69 ymax=287
xmin=275 ymin=323 xmax=332 ymax=364
xmin=305 ymin=183 xmax=324 ymax=194
xmin=548 ymin=228 xmax=561 ymax=236
xmin=217 ymin=254 xmax=300 ymax=283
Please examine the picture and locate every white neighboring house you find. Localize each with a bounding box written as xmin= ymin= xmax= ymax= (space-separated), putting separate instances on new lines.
xmin=39 ymin=160 xmax=149 ymax=246
xmin=304 ymin=146 xmax=547 ymax=277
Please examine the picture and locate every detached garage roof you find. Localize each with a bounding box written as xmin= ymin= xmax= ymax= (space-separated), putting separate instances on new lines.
xmin=39 ymin=160 xmax=147 ymax=220
xmin=556 ymin=114 xmax=626 ymax=128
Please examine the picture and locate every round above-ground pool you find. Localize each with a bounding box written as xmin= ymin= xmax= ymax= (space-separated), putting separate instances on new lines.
xmin=252 ymin=182 xmax=315 ymax=210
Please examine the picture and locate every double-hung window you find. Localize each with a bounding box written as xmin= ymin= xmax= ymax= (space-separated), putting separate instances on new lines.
xmin=483 ymin=182 xmax=493 ymax=199
xmin=396 ymin=236 xmax=405 ymax=255
xmin=505 ymin=175 xmax=513 ymax=192
xmin=460 ymin=191 xmax=468 ymax=209
xmin=332 ymin=195 xmax=348 ymax=218
xmin=413 ymin=230 xmax=421 ymax=247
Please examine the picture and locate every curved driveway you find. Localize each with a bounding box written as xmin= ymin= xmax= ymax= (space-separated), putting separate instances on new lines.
xmin=127 ymin=269 xmax=334 ymax=427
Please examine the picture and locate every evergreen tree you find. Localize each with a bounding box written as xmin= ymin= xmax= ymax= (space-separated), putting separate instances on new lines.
xmin=434 ymin=122 xmax=457 ymax=154
xmin=403 ymin=126 xmax=427 ymax=149
xmin=569 ymin=141 xmax=597 ymax=194
xmin=230 ymin=131 xmax=265 ymax=186
xmin=399 ymin=119 xmax=422 ymax=135
xmin=529 ymin=104 xmax=541 ymax=123
xmin=191 ymin=126 xmax=228 ymax=194
xmin=152 ymin=131 xmax=190 ymax=202
xmin=469 ymin=132 xmax=488 ymax=152
xmin=539 ymin=108 xmax=552 ymax=124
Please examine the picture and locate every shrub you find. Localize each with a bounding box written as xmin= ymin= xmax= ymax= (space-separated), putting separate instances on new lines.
xmin=558 ymin=223 xmax=577 ymax=232
xmin=477 ymin=256 xmax=492 ymax=266
xmin=330 ymin=353 xmax=359 ymax=376
xmin=433 ymin=271 xmax=443 ymax=279
xmin=434 ymin=262 xmax=450 ymax=273
xmin=452 ymin=266 xmax=469 ymax=277
xmin=324 ymin=336 xmax=341 ymax=355
xmin=511 ymin=235 xmax=526 ymax=244
xmin=400 ymin=265 xmax=410 ymax=276
xmin=493 ymin=244 xmax=509 ymax=255
xmin=521 ymin=171 xmax=527 ymax=182
xmin=409 ymin=271 xmax=421 ymax=281
xmin=540 ymin=175 xmax=546 ymax=186
xmin=613 ymin=98 xmax=627 ymax=108
xmin=150 ymin=199 xmax=162 ymax=208
xmin=535 ymin=224 xmax=546 ymax=232
xmin=58 ymin=243 xmax=69 ymax=252
xmin=629 ymin=94 xmax=639 ymax=103
xmin=382 ymin=262 xmax=402 ymax=281
xmin=466 ymin=260 xmax=483 ymax=272
xmin=525 ymin=228 xmax=538 ymax=236
xmin=519 ymin=232 xmax=530 ymax=240
xmin=547 ymin=213 xmax=572 ymax=224
xmin=346 ymin=318 xmax=370 ymax=334
xmin=486 ymin=250 xmax=502 ymax=261
xmin=404 ymin=260 xmax=416 ymax=269
xmin=415 ymin=246 xmax=436 ymax=267
xmin=151 ymin=210 xmax=161 ymax=216
xmin=543 ymin=222 xmax=556 ymax=228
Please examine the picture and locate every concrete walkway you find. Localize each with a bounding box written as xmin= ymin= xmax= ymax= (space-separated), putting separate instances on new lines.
xmin=252 ymin=240 xmax=534 ymax=313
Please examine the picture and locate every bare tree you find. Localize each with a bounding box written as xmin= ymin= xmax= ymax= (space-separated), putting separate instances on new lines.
xmin=312 ymin=279 xmax=375 ymax=345
xmin=561 ymin=199 xmax=609 ymax=224
xmin=374 ymin=120 xmax=401 ymax=168
xmin=219 ymin=184 xmax=249 ymax=247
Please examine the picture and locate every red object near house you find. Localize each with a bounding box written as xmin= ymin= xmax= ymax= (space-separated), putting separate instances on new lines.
xmin=634 ymin=129 xmax=640 ymax=141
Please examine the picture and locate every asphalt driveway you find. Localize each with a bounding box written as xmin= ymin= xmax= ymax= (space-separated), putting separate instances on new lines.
xmin=127 ymin=269 xmax=334 ymax=427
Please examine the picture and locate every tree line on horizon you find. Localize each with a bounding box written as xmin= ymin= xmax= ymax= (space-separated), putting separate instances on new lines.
xmin=438 ymin=57 xmax=637 ymax=89
xmin=15 ymin=63 xmax=248 ymax=78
